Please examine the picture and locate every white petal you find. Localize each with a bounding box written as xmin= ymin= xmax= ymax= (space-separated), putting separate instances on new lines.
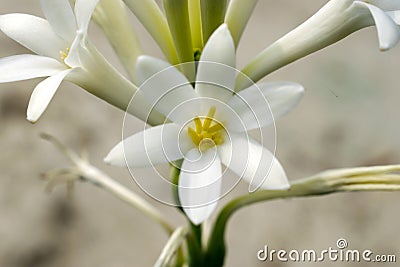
xmin=356 ymin=2 xmax=400 ymax=50
xmin=226 ymin=82 xmax=304 ymax=131
xmin=367 ymin=0 xmax=400 ymax=11
xmin=0 ymin=55 xmax=67 ymax=83
xmin=195 ymin=24 xmax=236 ymax=103
xmin=74 ymin=0 xmax=99 ymax=33
xmin=0 ymin=14 xmax=68 ymax=59
xmin=40 ymin=0 xmax=77 ymax=41
xmin=136 ymin=55 xmax=199 ymax=123
xmin=387 ymin=11 xmax=400 ymax=25
xmin=64 ymin=32 xmax=84 ymax=67
xmin=104 ymin=123 xmax=192 ymax=168
xmin=27 ymin=69 xmax=72 ymax=122
xmin=218 ymin=133 xmax=289 ymax=192
xmin=179 ymin=148 xmax=222 ymax=225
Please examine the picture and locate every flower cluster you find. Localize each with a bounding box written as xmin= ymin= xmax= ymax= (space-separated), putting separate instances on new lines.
xmin=0 ymin=0 xmax=399 ymax=233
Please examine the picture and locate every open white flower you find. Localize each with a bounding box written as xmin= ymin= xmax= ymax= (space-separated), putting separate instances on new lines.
xmin=105 ymin=24 xmax=304 ymax=225
xmin=0 ymin=0 xmax=101 ymax=122
xmin=0 ymin=0 xmax=161 ymax=124
xmin=240 ymin=0 xmax=400 ymax=89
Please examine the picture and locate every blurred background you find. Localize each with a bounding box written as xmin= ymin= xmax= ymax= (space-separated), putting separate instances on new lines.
xmin=0 ymin=0 xmax=399 ymax=266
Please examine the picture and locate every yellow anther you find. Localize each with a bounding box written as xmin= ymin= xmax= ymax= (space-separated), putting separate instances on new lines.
xmin=203 ymin=106 xmax=216 ymax=130
xmin=188 ymin=127 xmax=201 ymax=146
xmin=60 ymin=48 xmax=70 ymax=62
xmin=187 ymin=106 xmax=225 ymax=150
xmin=208 ymin=123 xmax=224 ymax=134
xmin=194 ymin=117 xmax=202 ymax=134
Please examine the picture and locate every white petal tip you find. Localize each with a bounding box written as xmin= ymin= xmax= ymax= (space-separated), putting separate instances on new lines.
xmin=214 ymin=23 xmax=233 ymax=38
xmin=104 ymin=145 xmax=126 ymax=167
xmin=183 ymin=207 xmax=211 ymax=225
xmin=379 ymin=44 xmax=392 ymax=51
xmin=26 ymin=116 xmax=38 ymax=124
xmin=26 ymin=109 xmax=40 ymax=124
xmin=136 ymin=55 xmax=154 ymax=67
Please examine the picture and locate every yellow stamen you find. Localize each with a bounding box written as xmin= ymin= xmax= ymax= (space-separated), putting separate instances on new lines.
xmin=194 ymin=117 xmax=202 ymax=134
xmin=60 ymin=48 xmax=70 ymax=62
xmin=187 ymin=106 xmax=225 ymax=150
xmin=203 ymin=106 xmax=216 ymax=130
xmin=188 ymin=127 xmax=201 ymax=146
xmin=208 ymin=123 xmax=224 ymax=133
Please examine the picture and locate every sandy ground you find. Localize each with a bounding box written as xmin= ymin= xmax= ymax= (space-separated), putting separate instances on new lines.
xmin=0 ymin=1 xmax=400 ymax=266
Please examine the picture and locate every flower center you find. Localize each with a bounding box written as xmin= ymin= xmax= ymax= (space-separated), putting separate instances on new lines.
xmin=188 ymin=106 xmax=225 ymax=151
xmin=60 ymin=48 xmax=70 ymax=62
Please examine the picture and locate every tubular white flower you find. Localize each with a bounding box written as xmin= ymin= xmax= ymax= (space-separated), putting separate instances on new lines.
xmin=0 ymin=0 xmax=163 ymax=125
xmin=239 ymin=0 xmax=400 ymax=90
xmin=105 ymin=24 xmax=304 ymax=225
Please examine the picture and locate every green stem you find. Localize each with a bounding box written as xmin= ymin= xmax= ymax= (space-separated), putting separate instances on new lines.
xmin=205 ymin=164 xmax=400 ymax=265
xmin=187 ymin=222 xmax=204 ymax=267
xmin=205 ymin=177 xmax=332 ymax=266
xmin=201 ymin=0 xmax=228 ymax=44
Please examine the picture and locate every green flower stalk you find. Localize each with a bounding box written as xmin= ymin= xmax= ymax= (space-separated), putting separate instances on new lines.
xmin=205 ymin=164 xmax=400 ymax=266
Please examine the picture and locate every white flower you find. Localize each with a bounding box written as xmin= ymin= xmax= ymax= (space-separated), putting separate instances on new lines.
xmin=0 ymin=0 xmax=101 ymax=122
xmin=104 ymin=24 xmax=304 ymax=225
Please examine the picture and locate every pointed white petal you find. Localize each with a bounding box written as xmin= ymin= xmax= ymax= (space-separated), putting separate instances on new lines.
xmin=367 ymin=0 xmax=400 ymax=11
xmin=227 ymin=82 xmax=304 ymax=131
xmin=64 ymin=31 xmax=83 ymax=67
xmin=40 ymin=0 xmax=76 ymax=41
xmin=74 ymin=0 xmax=99 ymax=33
xmin=0 ymin=55 xmax=67 ymax=83
xmin=0 ymin=14 xmax=68 ymax=59
xmin=356 ymin=2 xmax=400 ymax=50
xmin=195 ymin=24 xmax=236 ymax=103
xmin=136 ymin=55 xmax=199 ymax=123
xmin=104 ymin=123 xmax=192 ymax=168
xmin=27 ymin=69 xmax=72 ymax=122
xmin=218 ymin=133 xmax=289 ymax=192
xmin=179 ymin=148 xmax=222 ymax=225
xmin=387 ymin=11 xmax=400 ymax=25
